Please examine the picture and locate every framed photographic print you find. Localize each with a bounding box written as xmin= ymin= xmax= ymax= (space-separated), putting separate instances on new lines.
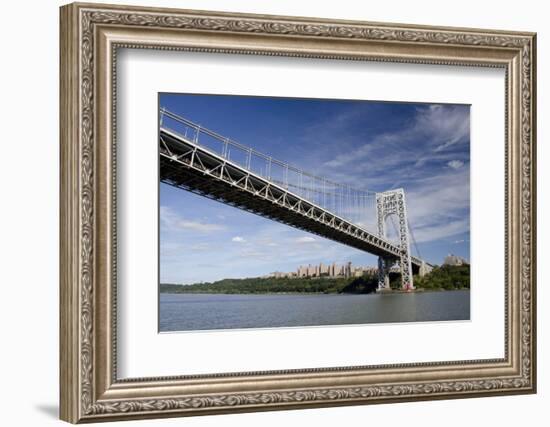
xmin=158 ymin=94 xmax=471 ymax=332
xmin=60 ymin=2 xmax=537 ymax=423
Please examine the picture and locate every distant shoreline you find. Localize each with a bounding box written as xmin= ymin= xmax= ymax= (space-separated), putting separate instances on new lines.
xmin=161 ymin=265 xmax=470 ymax=295
xmin=160 ymin=287 xmax=470 ymax=295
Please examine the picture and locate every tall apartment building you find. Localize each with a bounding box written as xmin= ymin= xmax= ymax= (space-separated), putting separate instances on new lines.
xmin=443 ymin=254 xmax=469 ymax=266
xmin=329 ymin=262 xmax=336 ymax=277
xmin=274 ymin=261 xmax=377 ymax=280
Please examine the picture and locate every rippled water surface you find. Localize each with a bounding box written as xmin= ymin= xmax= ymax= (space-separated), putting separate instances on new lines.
xmin=159 ymin=290 xmax=470 ymax=332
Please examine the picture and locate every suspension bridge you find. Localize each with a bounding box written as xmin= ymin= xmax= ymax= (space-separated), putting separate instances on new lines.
xmin=159 ymin=109 xmax=432 ymax=290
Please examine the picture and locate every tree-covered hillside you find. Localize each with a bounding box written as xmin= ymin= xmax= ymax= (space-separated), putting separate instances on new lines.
xmin=413 ymin=264 xmax=470 ymax=290
xmin=160 ymin=265 xmax=469 ymax=294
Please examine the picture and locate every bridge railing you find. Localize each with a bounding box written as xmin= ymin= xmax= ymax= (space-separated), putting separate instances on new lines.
xmin=160 ymin=108 xmax=379 ymax=233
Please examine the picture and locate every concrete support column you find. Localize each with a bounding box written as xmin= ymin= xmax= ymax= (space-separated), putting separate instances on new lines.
xmin=419 ymin=261 xmax=428 ymax=277
xmin=377 ymin=256 xmax=391 ymax=290
xmin=399 ymin=253 xmax=414 ymax=290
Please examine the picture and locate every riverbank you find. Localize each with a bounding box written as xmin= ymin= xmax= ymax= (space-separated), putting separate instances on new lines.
xmin=160 ymin=286 xmax=469 ymax=296
xmin=379 ymin=287 xmax=470 ymax=294
xmin=161 ymin=265 xmax=470 ymax=295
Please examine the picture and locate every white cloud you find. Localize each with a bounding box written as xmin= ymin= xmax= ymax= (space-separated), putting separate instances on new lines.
xmin=421 ymin=105 xmax=470 ymax=152
xmin=296 ymin=236 xmax=316 ymax=243
xmin=323 ymin=105 xmax=469 ymax=174
xmin=160 ymin=206 xmax=225 ymax=233
xmin=161 ymin=214 xmax=377 ymax=283
xmin=447 ymin=160 xmax=465 ymax=169
xmin=177 ymin=220 xmax=224 ymax=232
xmin=404 ymin=167 xmax=470 ymax=243
xmin=411 ymin=218 xmax=470 ymax=243
xmin=231 ymin=236 xmax=246 ymax=243
xmin=324 ymin=143 xmax=375 ymax=168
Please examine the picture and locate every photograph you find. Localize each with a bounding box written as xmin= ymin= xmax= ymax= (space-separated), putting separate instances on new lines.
xmin=158 ymin=94 xmax=471 ymax=332
xmin=56 ymin=2 xmax=536 ymax=422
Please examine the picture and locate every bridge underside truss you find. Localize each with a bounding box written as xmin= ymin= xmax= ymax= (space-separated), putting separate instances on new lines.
xmin=159 ymin=129 xmax=426 ymax=273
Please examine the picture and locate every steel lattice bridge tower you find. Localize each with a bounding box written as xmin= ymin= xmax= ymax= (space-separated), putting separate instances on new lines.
xmin=159 ymin=109 xmax=432 ymax=290
xmin=376 ymin=189 xmax=414 ymax=290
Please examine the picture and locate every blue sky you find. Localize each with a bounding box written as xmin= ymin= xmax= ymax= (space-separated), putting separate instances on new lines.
xmin=159 ymin=94 xmax=470 ymax=284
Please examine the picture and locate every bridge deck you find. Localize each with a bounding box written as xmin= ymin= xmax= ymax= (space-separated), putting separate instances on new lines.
xmin=160 ymin=128 xmax=426 ymax=270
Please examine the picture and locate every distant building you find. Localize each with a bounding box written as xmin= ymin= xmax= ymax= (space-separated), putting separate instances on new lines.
xmin=345 ymin=261 xmax=352 ymax=278
xmin=269 ymin=271 xmax=297 ymax=279
xmin=443 ymin=254 xmax=469 ymax=266
xmin=269 ymin=261 xmax=379 ymax=280
xmin=297 ymin=265 xmax=308 ymax=277
xmin=289 ymin=261 xmax=376 ymax=279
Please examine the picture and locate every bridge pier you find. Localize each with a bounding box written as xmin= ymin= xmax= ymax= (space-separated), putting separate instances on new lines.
xmin=418 ymin=261 xmax=433 ymax=277
xmin=377 ymin=257 xmax=392 ymax=290
xmin=399 ymin=252 xmax=414 ymax=290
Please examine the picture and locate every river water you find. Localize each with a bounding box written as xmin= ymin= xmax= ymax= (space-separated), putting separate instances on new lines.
xmin=159 ymin=290 xmax=470 ymax=332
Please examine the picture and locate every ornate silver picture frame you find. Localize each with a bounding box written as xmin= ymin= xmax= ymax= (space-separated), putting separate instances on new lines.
xmin=60 ymin=2 xmax=536 ymax=423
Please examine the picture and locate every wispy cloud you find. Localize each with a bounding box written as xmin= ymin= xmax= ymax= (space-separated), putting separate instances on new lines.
xmin=311 ymin=104 xmax=471 ymax=246
xmin=452 ymin=239 xmax=467 ymax=244
xmin=325 ymin=105 xmax=470 ymax=176
xmin=404 ymin=167 xmax=470 ymax=242
xmin=296 ymin=236 xmax=316 ymax=243
xmin=411 ymin=218 xmax=469 ymax=243
xmin=160 ymin=206 xmax=225 ymax=233
xmin=447 ymin=160 xmax=465 ymax=169
xmin=421 ymin=104 xmax=470 ymax=151
xmin=232 ymin=236 xmax=246 ymax=243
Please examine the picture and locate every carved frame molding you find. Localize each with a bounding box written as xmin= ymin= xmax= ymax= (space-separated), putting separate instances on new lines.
xmin=60 ymin=2 xmax=536 ymax=423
